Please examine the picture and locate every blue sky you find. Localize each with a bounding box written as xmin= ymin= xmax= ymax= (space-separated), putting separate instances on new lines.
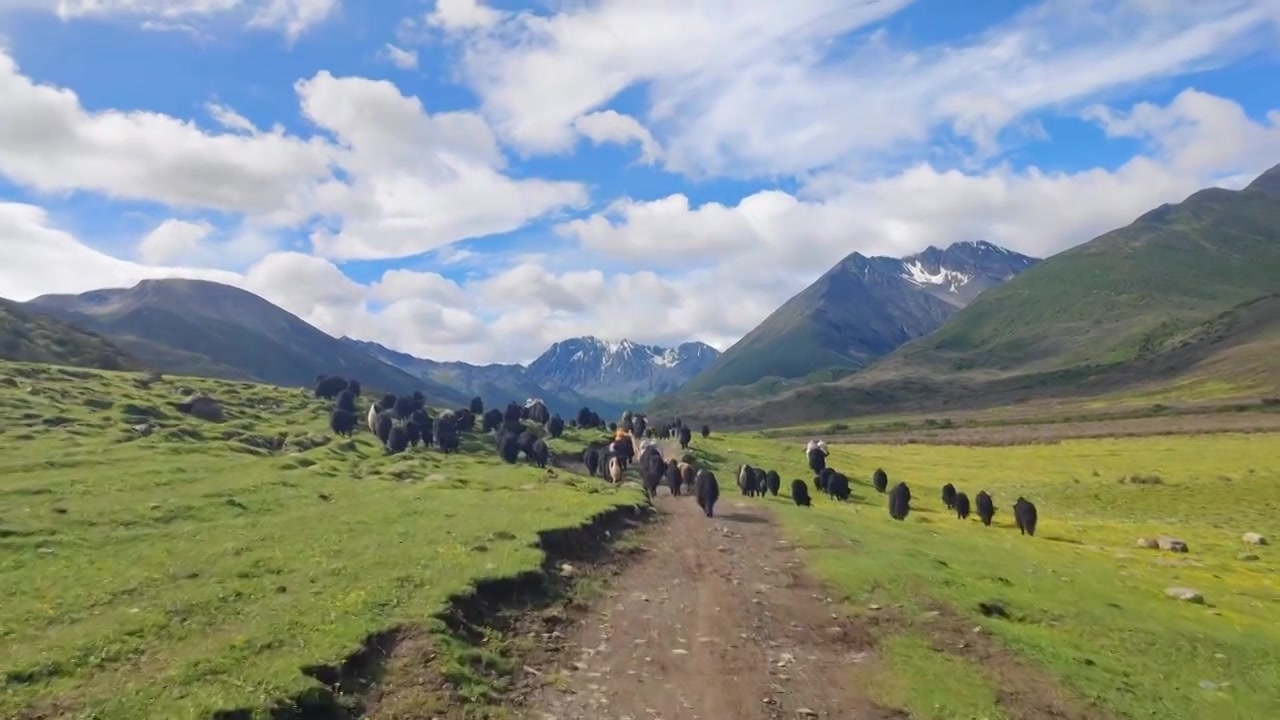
xmin=0 ymin=0 xmax=1278 ymax=364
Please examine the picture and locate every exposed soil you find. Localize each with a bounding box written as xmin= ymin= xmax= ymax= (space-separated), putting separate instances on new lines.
xmin=517 ymin=492 xmax=903 ymax=720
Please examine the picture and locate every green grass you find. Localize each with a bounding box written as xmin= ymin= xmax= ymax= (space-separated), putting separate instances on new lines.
xmin=688 ymin=429 xmax=1280 ymax=719
xmin=0 ymin=360 xmax=641 ymax=719
xmin=0 ymin=299 xmax=138 ymax=372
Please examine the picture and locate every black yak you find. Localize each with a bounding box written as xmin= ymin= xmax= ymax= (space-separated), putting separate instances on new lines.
xmin=765 ymin=469 xmax=781 ymax=497
xmin=405 ymin=410 xmax=424 ymax=447
xmin=527 ymin=400 xmax=550 ymax=425
xmin=678 ymin=425 xmax=692 ymax=449
xmin=633 ymin=415 xmax=648 ymax=438
xmin=329 ymin=408 xmax=356 ymax=437
xmin=975 ymin=491 xmax=995 ymax=526
xmin=482 ymin=408 xmax=503 ymax=433
xmin=314 ymin=375 xmax=347 ymax=399
xmin=700 ymin=424 xmax=710 ymax=438
xmin=872 ymin=468 xmax=888 ymax=494
xmin=386 ymin=423 xmax=410 ymax=454
xmin=828 ymin=472 xmax=851 ymax=501
xmin=394 ymin=395 xmax=417 ymax=419
xmin=334 ymin=388 xmax=357 ymax=413
xmin=374 ymin=409 xmax=396 ymax=447
xmin=583 ymin=448 xmax=601 ymax=476
xmin=791 ymin=479 xmax=812 ymax=507
xmin=1014 ymin=497 xmax=1038 ymax=536
xmin=517 ymin=430 xmax=539 ymax=462
xmin=640 ymin=457 xmax=663 ymax=500
xmin=818 ymin=467 xmax=835 ymax=495
xmin=941 ymin=483 xmax=957 ymax=510
xmin=346 ymin=379 xmax=361 ymax=396
xmin=888 ymin=482 xmax=911 ymax=520
xmin=954 ymin=491 xmax=971 ymax=520
xmin=665 ymin=459 xmax=682 ymax=496
xmin=504 ymin=401 xmax=523 ymax=426
xmin=411 ymin=409 xmax=433 ymax=448
xmin=531 ymin=439 xmax=550 ymax=469
xmin=807 ymin=446 xmax=827 ymax=475
xmin=694 ymin=469 xmax=719 ymax=517
xmin=378 ymin=393 xmax=397 ymax=412
xmin=469 ymin=396 xmax=484 ymax=415
xmin=546 ymin=414 xmax=566 ymax=438
xmin=497 ymin=432 xmax=521 ymax=463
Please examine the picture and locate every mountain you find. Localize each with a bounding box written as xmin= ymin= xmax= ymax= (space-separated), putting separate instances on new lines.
xmin=340 ymin=337 xmax=625 ymax=417
xmin=654 ymin=164 xmax=1280 ymax=426
xmin=0 ymin=298 xmax=139 ymax=371
xmin=24 ymin=279 xmax=463 ymax=403
xmin=527 ymin=337 xmax=721 ymax=405
xmin=678 ymin=241 xmax=1038 ymax=394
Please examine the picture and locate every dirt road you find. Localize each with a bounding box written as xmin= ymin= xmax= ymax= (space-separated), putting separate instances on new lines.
xmin=521 ymin=489 xmax=906 ymax=720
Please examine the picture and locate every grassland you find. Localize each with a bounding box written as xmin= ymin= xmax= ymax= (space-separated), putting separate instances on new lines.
xmin=0 ymin=360 xmax=642 ymax=719
xmin=685 ymin=429 xmax=1280 ymax=719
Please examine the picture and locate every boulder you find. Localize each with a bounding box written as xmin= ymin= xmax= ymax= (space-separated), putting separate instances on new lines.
xmin=1164 ymin=587 xmax=1204 ymax=604
xmin=1241 ymin=532 xmax=1267 ymax=545
xmin=1136 ymin=537 xmax=1159 ymax=549
xmin=1156 ymin=536 xmax=1189 ymax=552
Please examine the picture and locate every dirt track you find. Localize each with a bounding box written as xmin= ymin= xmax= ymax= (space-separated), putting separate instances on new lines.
xmin=521 ymin=489 xmax=904 ymax=720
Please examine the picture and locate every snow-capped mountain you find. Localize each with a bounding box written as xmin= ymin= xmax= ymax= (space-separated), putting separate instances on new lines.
xmin=679 ymin=241 xmax=1039 ymax=393
xmin=527 ymin=336 xmax=721 ymax=405
xmin=340 ymin=335 xmax=719 ymax=414
xmin=899 ymin=240 xmax=1038 ymax=306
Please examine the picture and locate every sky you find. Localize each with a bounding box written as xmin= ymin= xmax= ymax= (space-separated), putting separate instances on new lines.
xmin=0 ymin=0 xmax=1278 ymax=366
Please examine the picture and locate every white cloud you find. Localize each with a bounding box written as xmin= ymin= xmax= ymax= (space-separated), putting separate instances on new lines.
xmin=0 ymin=48 xmax=587 ymax=261
xmin=0 ymin=50 xmax=335 ymax=224
xmin=205 ymin=102 xmax=257 ymax=134
xmin=137 ymin=219 xmax=215 ymax=264
xmin=573 ymin=110 xmax=661 ymax=164
xmin=426 ymin=0 xmax=501 ymax=31
xmin=135 ymin=218 xmax=281 ymax=269
xmin=382 ymin=43 xmax=419 ymax=70
xmin=294 ymin=71 xmax=588 ymax=260
xmin=3 ymin=0 xmax=340 ymax=39
xmin=557 ymin=87 xmax=1280 ymax=300
xmin=449 ymin=0 xmax=1280 ymax=177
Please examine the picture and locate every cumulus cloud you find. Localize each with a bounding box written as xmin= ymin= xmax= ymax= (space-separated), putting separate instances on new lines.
xmin=426 ymin=0 xmax=501 ymax=31
xmin=558 ymin=89 xmax=1280 ymax=279
xmin=572 ymin=110 xmax=661 ymax=164
xmin=448 ymin=0 xmax=1280 ymax=177
xmin=0 ymin=48 xmax=586 ymax=260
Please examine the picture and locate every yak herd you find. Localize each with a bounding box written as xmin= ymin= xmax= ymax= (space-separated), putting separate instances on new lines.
xmin=803 ymin=444 xmax=1039 ymax=535
xmin=314 ymin=374 xmax=1039 ymax=536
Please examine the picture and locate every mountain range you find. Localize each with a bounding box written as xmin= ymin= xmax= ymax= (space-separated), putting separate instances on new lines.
xmin=680 ymin=240 xmax=1038 ymax=394
xmin=4 ymin=279 xmax=719 ymax=416
xmin=7 ymin=163 xmax=1277 ymax=428
xmin=653 ymin=163 xmax=1280 ymax=426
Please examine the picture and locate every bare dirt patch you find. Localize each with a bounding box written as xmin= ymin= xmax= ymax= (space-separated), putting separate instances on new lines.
xmin=519 ymin=494 xmax=902 ymax=719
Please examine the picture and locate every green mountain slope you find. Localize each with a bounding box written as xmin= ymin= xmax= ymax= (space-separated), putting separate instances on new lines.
xmin=884 ymin=174 xmax=1279 ymax=376
xmin=25 ymin=279 xmax=467 ymax=403
xmin=654 ymin=164 xmax=1280 ymax=426
xmin=0 ymin=299 xmax=139 ymax=371
xmin=679 ymin=242 xmax=1037 ymax=395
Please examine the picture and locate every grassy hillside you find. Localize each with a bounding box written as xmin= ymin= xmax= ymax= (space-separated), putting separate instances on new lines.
xmin=26 ymin=279 xmax=466 ymax=404
xmin=0 ymin=360 xmax=641 ymax=718
xmin=654 ymin=165 xmax=1280 ymax=427
xmin=687 ymin=429 xmax=1280 ymax=719
xmin=0 ymin=299 xmax=138 ymax=371
xmin=892 ymin=188 xmax=1277 ymax=375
